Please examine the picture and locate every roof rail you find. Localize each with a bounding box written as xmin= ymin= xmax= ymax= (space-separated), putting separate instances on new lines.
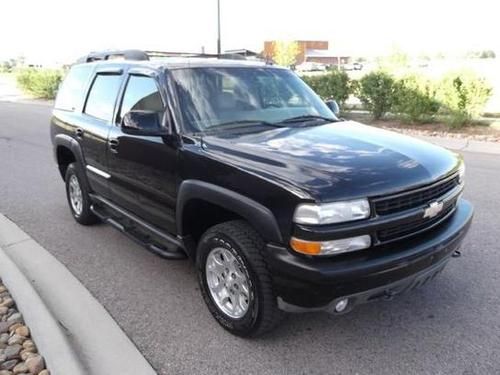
xmin=145 ymin=50 xmax=219 ymax=59
xmin=76 ymin=49 xmax=261 ymax=64
xmin=76 ymin=49 xmax=149 ymax=63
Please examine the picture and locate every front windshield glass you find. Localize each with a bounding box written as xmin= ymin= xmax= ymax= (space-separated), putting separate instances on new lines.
xmin=170 ymin=67 xmax=337 ymax=133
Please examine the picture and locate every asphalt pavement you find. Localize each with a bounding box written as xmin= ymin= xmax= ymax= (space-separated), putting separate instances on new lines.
xmin=1 ymin=101 xmax=499 ymax=375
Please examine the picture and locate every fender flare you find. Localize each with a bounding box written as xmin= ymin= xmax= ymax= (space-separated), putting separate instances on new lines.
xmin=53 ymin=134 xmax=86 ymax=179
xmin=177 ymin=180 xmax=283 ymax=243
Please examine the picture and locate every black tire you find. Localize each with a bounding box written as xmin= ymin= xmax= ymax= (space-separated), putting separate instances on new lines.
xmin=197 ymin=220 xmax=283 ymax=337
xmin=65 ymin=163 xmax=99 ymax=225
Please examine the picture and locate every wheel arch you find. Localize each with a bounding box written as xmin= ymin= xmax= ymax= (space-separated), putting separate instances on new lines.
xmin=177 ymin=180 xmax=283 ymax=254
xmin=54 ymin=134 xmax=85 ymax=180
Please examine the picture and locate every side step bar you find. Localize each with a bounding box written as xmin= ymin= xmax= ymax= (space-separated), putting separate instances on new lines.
xmin=89 ymin=195 xmax=187 ymax=260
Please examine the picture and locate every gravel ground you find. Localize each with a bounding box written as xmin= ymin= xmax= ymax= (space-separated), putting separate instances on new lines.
xmin=0 ymin=280 xmax=48 ymax=375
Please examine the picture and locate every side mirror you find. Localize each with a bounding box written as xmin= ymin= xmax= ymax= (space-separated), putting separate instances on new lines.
xmin=121 ymin=110 xmax=167 ymax=136
xmin=325 ymin=100 xmax=340 ymax=116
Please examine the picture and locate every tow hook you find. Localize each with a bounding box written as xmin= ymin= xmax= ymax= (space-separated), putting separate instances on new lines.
xmin=452 ymin=250 xmax=462 ymax=258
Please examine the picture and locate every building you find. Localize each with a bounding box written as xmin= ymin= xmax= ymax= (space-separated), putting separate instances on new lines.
xmin=263 ymin=40 xmax=350 ymax=66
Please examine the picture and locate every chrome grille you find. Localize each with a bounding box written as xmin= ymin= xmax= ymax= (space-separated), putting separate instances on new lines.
xmin=374 ymin=175 xmax=460 ymax=216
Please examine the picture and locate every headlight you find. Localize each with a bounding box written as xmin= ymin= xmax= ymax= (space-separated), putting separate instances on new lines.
xmin=293 ymin=199 xmax=370 ymax=225
xmin=458 ymin=163 xmax=465 ymax=184
xmin=290 ymin=235 xmax=372 ymax=256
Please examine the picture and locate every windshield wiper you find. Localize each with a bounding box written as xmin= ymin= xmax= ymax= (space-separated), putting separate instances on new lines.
xmin=277 ymin=115 xmax=337 ymax=125
xmin=205 ymin=119 xmax=284 ymax=131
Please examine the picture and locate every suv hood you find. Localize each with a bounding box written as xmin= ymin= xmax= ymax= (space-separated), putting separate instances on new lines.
xmin=201 ymin=121 xmax=460 ymax=202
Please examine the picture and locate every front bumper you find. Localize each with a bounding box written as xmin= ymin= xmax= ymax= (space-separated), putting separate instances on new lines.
xmin=265 ymin=199 xmax=473 ymax=310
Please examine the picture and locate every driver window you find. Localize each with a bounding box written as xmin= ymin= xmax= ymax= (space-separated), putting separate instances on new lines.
xmin=119 ymin=75 xmax=164 ymax=122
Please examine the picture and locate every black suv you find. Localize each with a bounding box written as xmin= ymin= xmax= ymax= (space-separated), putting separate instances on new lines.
xmin=51 ymin=50 xmax=473 ymax=337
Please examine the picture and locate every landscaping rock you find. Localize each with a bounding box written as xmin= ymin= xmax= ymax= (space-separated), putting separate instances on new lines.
xmin=0 ymin=359 xmax=17 ymax=371
xmin=11 ymin=362 xmax=27 ymax=374
xmin=0 ymin=281 xmax=49 ymax=374
xmin=13 ymin=327 xmax=28 ymax=339
xmin=26 ymin=355 xmax=44 ymax=374
xmin=7 ymin=336 xmax=24 ymax=347
xmin=0 ymin=300 xmax=13 ymax=309
xmin=0 ymin=322 xmax=15 ymax=335
xmin=21 ymin=341 xmax=35 ymax=353
xmin=6 ymin=315 xmax=21 ymax=324
xmin=3 ymin=345 xmax=21 ymax=360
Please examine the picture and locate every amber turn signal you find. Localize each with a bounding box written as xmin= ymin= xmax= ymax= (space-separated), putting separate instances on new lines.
xmin=290 ymin=237 xmax=321 ymax=255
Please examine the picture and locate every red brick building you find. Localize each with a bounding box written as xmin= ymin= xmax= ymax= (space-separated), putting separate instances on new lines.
xmin=263 ymin=40 xmax=350 ymax=65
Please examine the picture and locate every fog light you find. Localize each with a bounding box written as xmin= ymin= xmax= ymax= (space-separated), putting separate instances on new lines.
xmin=334 ymin=298 xmax=349 ymax=313
xmin=290 ymin=235 xmax=371 ymax=256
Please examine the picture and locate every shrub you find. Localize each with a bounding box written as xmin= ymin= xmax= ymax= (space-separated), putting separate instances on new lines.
xmin=302 ymin=70 xmax=352 ymax=106
xmin=392 ymin=74 xmax=440 ymax=123
xmin=357 ymin=71 xmax=396 ymax=119
xmin=16 ymin=68 xmax=63 ymax=99
xmin=436 ymin=70 xmax=493 ymax=126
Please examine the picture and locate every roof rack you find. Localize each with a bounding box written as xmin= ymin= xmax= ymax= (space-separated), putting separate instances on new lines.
xmin=76 ymin=49 xmax=253 ymax=64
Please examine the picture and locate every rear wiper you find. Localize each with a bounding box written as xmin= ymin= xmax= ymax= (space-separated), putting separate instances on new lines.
xmin=277 ymin=115 xmax=337 ymax=125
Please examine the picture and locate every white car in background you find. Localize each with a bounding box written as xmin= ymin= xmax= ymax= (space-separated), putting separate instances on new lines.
xmin=295 ymin=61 xmax=327 ymax=72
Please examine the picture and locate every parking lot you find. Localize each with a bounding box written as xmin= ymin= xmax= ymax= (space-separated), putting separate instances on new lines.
xmin=1 ymin=100 xmax=499 ymax=374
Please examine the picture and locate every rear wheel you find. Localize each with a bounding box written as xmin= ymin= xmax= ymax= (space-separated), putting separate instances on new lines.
xmin=65 ymin=163 xmax=99 ymax=225
xmin=197 ymin=220 xmax=283 ymax=337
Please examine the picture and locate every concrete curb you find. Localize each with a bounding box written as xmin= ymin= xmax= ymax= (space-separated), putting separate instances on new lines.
xmin=0 ymin=214 xmax=157 ymax=375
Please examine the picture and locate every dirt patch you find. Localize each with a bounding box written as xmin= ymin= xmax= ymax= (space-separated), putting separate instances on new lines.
xmin=344 ymin=112 xmax=500 ymax=143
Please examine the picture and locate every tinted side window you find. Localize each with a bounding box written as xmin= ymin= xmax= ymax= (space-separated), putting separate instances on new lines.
xmin=54 ymin=65 xmax=93 ymax=111
xmin=84 ymin=74 xmax=123 ymax=121
xmin=119 ymin=75 xmax=164 ymax=120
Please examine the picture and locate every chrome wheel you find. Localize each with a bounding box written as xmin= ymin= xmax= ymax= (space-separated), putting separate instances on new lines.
xmin=68 ymin=174 xmax=83 ymax=215
xmin=205 ymin=247 xmax=251 ymax=319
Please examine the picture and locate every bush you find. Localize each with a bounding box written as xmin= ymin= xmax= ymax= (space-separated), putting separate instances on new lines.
xmin=436 ymin=70 xmax=493 ymax=127
xmin=302 ymin=70 xmax=352 ymax=106
xmin=16 ymin=68 xmax=63 ymax=99
xmin=392 ymin=74 xmax=440 ymax=123
xmin=357 ymin=71 xmax=396 ymax=119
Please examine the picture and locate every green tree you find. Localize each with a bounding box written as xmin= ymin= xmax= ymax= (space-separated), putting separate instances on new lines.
xmin=272 ymin=41 xmax=299 ymax=67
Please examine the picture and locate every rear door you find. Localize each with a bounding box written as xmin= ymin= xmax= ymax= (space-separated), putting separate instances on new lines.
xmin=106 ymin=71 xmax=178 ymax=234
xmin=79 ymin=67 xmax=124 ymax=197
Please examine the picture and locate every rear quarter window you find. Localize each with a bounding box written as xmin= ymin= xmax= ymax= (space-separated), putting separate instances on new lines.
xmin=54 ymin=65 xmax=94 ymax=111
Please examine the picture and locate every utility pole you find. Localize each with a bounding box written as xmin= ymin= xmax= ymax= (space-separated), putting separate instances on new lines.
xmin=217 ymin=0 xmax=221 ymax=55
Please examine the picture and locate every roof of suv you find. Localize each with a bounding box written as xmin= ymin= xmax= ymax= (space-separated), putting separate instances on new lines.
xmin=78 ymin=57 xmax=284 ymax=71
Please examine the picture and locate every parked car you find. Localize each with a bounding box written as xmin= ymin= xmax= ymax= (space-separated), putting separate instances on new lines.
xmin=296 ymin=61 xmax=327 ymax=72
xmin=342 ymin=62 xmax=363 ymax=71
xmin=51 ymin=49 xmax=473 ymax=337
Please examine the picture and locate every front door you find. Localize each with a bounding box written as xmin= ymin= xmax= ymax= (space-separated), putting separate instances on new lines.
xmin=106 ymin=73 xmax=178 ymax=234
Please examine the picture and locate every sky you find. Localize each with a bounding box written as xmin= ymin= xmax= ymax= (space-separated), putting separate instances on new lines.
xmin=1 ymin=0 xmax=498 ymax=63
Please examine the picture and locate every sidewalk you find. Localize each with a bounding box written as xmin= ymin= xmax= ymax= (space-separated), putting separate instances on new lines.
xmin=0 ymin=74 xmax=25 ymax=102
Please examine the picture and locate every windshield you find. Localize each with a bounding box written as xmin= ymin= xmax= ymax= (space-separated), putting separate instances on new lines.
xmin=170 ymin=67 xmax=337 ymax=133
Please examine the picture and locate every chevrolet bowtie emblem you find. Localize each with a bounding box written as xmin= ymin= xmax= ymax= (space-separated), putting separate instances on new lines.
xmin=423 ymin=201 xmax=444 ymax=219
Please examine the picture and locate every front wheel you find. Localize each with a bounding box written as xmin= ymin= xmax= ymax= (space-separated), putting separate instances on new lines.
xmin=197 ymin=220 xmax=283 ymax=337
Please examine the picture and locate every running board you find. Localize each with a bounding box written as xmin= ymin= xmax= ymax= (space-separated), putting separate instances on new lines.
xmin=89 ymin=198 xmax=187 ymax=260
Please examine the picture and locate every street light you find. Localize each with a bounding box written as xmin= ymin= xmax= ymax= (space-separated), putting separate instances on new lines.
xmin=217 ymin=0 xmax=221 ymax=55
